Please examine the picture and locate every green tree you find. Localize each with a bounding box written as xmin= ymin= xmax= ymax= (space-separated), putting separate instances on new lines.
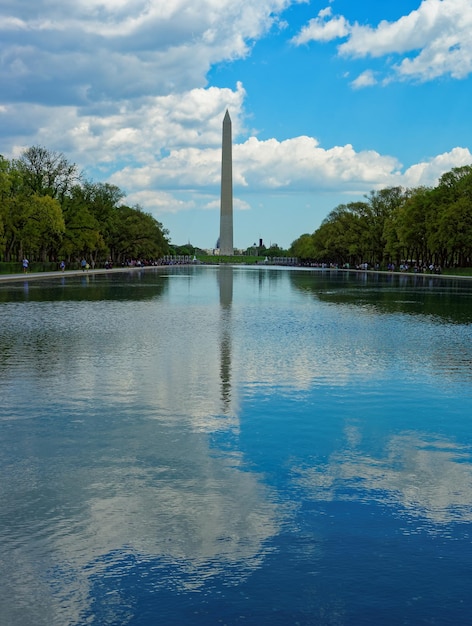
xmin=1 ymin=146 xmax=175 ymax=266
xmin=20 ymin=194 xmax=65 ymax=261
xmin=0 ymin=156 xmax=27 ymax=260
xmin=16 ymin=146 xmax=80 ymax=201
xmin=0 ymin=156 xmax=12 ymax=257
xmin=60 ymin=185 xmax=105 ymax=261
xmin=290 ymin=233 xmax=316 ymax=259
xmin=2 ymin=191 xmax=64 ymax=262
xmin=82 ymin=182 xmax=126 ymax=258
xmin=108 ymin=205 xmax=170 ymax=262
xmin=437 ymin=196 xmax=472 ymax=267
xmin=394 ymin=187 xmax=432 ymax=265
xmin=304 ymin=202 xmax=371 ymax=265
xmin=432 ymin=166 xmax=472 ymax=266
xmin=264 ymin=244 xmax=288 ymax=258
xmin=364 ymin=187 xmax=406 ymax=265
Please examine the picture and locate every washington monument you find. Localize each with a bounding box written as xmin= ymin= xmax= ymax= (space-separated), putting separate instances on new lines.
xmin=219 ymin=109 xmax=234 ymax=255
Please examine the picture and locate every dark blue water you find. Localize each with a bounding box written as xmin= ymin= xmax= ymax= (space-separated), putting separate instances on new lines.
xmin=1 ymin=266 xmax=472 ymax=625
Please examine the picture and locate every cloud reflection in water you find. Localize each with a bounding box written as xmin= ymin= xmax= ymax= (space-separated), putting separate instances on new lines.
xmin=294 ymin=430 xmax=472 ymax=527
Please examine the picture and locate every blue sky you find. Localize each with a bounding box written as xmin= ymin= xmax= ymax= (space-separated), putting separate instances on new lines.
xmin=1 ymin=0 xmax=472 ymax=250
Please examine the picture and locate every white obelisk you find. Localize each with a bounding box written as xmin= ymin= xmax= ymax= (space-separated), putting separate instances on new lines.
xmin=219 ymin=110 xmax=234 ymax=255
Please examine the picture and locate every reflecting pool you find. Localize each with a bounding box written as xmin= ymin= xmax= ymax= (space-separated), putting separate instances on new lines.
xmin=1 ymin=266 xmax=472 ymax=625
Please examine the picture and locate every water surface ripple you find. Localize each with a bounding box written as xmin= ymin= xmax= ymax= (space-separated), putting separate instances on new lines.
xmin=1 ymin=267 xmax=472 ymax=625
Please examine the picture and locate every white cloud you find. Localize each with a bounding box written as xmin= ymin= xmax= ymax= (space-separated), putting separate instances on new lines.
xmin=402 ymin=147 xmax=472 ymax=188
xmin=107 ymin=134 xmax=404 ymax=210
xmin=291 ymin=7 xmax=350 ymax=45
xmin=111 ymin=131 xmax=471 ymax=221
xmin=125 ymin=190 xmax=196 ymax=214
xmin=350 ymin=69 xmax=378 ymax=89
xmin=293 ymin=0 xmax=472 ymax=83
xmin=339 ymin=0 xmax=467 ymax=58
xmin=2 ymin=83 xmax=246 ymax=166
xmin=0 ymin=0 xmax=299 ymax=104
xmin=235 ymin=136 xmax=401 ymax=190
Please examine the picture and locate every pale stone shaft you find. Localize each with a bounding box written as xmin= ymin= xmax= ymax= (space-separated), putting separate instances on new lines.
xmin=219 ymin=110 xmax=234 ymax=255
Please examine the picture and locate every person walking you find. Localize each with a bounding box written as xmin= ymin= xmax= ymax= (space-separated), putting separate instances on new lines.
xmin=22 ymin=258 xmax=29 ymax=273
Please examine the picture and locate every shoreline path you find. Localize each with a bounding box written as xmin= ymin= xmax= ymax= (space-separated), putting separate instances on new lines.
xmin=0 ymin=265 xmax=167 ymax=284
xmin=1 ymin=264 xmax=472 ymax=284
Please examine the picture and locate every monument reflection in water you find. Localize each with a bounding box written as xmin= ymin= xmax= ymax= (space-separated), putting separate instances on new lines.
xmin=1 ymin=266 xmax=472 ymax=625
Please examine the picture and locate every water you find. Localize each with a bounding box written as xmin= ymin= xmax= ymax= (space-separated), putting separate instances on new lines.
xmin=1 ymin=266 xmax=472 ymax=625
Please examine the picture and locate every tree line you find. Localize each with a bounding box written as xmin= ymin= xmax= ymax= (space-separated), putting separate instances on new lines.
xmin=290 ymin=165 xmax=472 ymax=269
xmin=0 ymin=146 xmax=170 ymax=266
